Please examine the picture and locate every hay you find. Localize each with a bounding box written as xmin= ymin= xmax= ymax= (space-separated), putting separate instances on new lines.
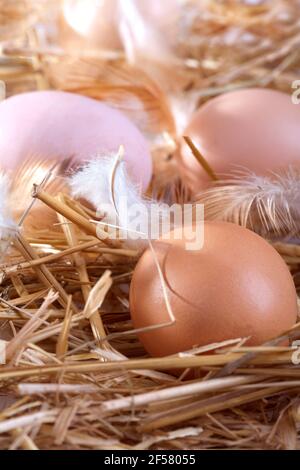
xmin=0 ymin=0 xmax=300 ymax=451
xmin=0 ymin=1 xmax=51 ymax=42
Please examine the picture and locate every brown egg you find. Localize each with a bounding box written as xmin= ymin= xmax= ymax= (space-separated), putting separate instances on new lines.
xmin=180 ymin=88 xmax=300 ymax=193
xmin=130 ymin=222 xmax=298 ymax=357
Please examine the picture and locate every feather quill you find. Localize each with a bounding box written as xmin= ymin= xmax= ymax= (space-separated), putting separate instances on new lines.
xmin=197 ymin=169 xmax=300 ymax=238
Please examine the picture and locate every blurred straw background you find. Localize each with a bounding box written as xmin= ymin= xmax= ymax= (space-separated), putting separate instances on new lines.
xmin=0 ymin=0 xmax=299 ymax=450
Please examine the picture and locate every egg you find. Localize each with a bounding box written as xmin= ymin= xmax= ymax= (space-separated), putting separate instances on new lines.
xmin=180 ymin=88 xmax=300 ymax=193
xmin=130 ymin=221 xmax=298 ymax=357
xmin=0 ymin=90 xmax=152 ymax=190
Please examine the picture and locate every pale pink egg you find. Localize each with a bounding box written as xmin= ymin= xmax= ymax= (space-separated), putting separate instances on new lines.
xmin=0 ymin=90 xmax=152 ymax=190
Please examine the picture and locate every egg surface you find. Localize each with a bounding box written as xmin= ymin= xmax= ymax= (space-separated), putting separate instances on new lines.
xmin=0 ymin=90 xmax=152 ymax=190
xmin=130 ymin=221 xmax=298 ymax=357
xmin=180 ymin=88 xmax=300 ymax=193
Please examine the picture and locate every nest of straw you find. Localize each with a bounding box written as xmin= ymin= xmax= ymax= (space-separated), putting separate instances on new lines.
xmin=0 ymin=0 xmax=300 ymax=451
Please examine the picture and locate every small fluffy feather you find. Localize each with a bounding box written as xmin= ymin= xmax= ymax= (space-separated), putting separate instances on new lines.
xmin=198 ymin=169 xmax=300 ymax=238
xmin=69 ymin=153 xmax=171 ymax=247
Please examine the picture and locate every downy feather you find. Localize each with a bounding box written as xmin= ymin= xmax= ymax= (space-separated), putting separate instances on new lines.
xmin=197 ymin=169 xmax=300 ymax=238
xmin=69 ymin=152 xmax=174 ymax=247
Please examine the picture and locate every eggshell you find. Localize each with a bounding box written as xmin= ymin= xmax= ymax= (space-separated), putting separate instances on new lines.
xmin=180 ymin=88 xmax=300 ymax=192
xmin=0 ymin=90 xmax=152 ymax=190
xmin=130 ymin=221 xmax=298 ymax=357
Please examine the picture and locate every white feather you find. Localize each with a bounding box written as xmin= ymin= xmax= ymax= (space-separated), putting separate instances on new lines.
xmin=198 ymin=169 xmax=300 ymax=238
xmin=69 ymin=152 xmax=172 ymax=247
